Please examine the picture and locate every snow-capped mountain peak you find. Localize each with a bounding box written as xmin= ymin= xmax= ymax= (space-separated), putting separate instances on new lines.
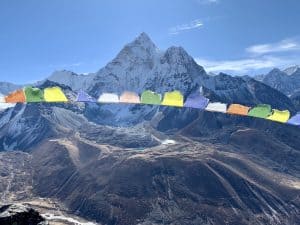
xmin=162 ymin=46 xmax=194 ymax=65
xmin=112 ymin=32 xmax=161 ymax=65
xmin=131 ymin=32 xmax=158 ymax=51
xmin=284 ymin=65 xmax=300 ymax=76
xmin=89 ymin=32 xmax=207 ymax=96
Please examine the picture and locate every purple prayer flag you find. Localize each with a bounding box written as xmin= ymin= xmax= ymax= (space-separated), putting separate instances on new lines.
xmin=184 ymin=92 xmax=209 ymax=109
xmin=76 ymin=90 xmax=96 ymax=102
xmin=287 ymin=113 xmax=300 ymax=126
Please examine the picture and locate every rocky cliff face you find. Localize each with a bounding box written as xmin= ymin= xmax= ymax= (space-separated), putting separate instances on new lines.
xmin=0 ymin=204 xmax=47 ymax=225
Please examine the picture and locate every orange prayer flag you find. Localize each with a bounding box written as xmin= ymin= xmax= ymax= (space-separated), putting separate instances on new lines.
xmin=5 ymin=89 xmax=26 ymax=103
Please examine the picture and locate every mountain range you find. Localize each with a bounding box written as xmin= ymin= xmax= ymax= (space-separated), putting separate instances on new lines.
xmin=254 ymin=66 xmax=300 ymax=96
xmin=0 ymin=33 xmax=299 ymax=225
xmin=253 ymin=66 xmax=300 ymax=110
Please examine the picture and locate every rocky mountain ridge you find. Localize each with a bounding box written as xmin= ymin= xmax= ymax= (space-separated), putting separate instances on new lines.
xmin=255 ymin=66 xmax=300 ymax=96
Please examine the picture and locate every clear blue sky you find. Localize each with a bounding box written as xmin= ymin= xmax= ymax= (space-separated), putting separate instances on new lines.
xmin=1 ymin=0 xmax=300 ymax=84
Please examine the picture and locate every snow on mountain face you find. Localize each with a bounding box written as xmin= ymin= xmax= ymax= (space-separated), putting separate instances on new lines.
xmin=0 ymin=104 xmax=53 ymax=151
xmin=83 ymin=33 xmax=209 ymax=126
xmin=0 ymin=93 xmax=4 ymax=102
xmin=284 ymin=65 xmax=300 ymax=76
xmin=263 ymin=68 xmax=293 ymax=92
xmin=0 ymin=104 xmax=15 ymax=112
xmin=46 ymin=70 xmax=96 ymax=91
xmin=88 ymin=33 xmax=208 ymax=96
xmin=0 ymin=93 xmax=16 ymax=111
xmin=145 ymin=46 xmax=208 ymax=93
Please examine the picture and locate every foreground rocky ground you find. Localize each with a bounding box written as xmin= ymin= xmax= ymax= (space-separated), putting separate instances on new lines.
xmin=1 ymin=126 xmax=299 ymax=225
xmin=0 ymin=102 xmax=300 ymax=225
xmin=0 ymin=204 xmax=47 ymax=225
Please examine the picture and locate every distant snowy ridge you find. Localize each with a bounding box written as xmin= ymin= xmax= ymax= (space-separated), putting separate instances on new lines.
xmin=255 ymin=66 xmax=300 ymax=95
xmin=45 ymin=70 xmax=96 ymax=91
xmin=284 ymin=65 xmax=300 ymax=76
xmin=0 ymin=82 xmax=22 ymax=95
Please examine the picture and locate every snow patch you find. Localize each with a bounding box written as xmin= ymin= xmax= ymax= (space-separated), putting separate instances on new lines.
xmin=162 ymin=139 xmax=176 ymax=145
xmin=42 ymin=213 xmax=98 ymax=225
xmin=0 ymin=103 xmax=16 ymax=111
